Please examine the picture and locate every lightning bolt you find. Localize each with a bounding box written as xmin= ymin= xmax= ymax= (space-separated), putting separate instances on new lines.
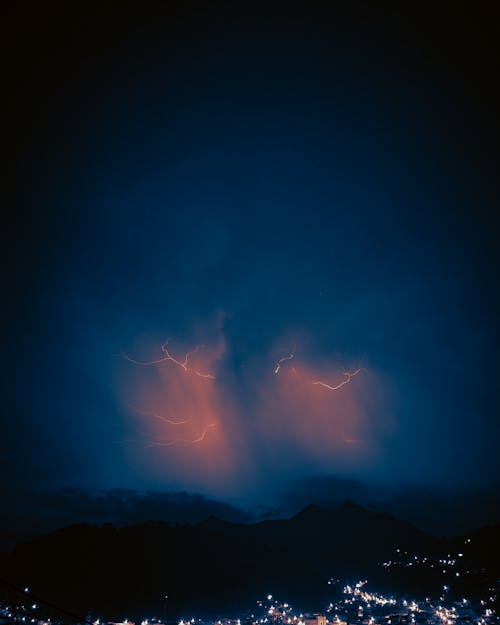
xmin=312 ymin=368 xmax=364 ymax=391
xmin=274 ymin=347 xmax=295 ymax=374
xmin=143 ymin=423 xmax=217 ymax=448
xmin=122 ymin=340 xmax=216 ymax=380
xmin=129 ymin=405 xmax=192 ymax=426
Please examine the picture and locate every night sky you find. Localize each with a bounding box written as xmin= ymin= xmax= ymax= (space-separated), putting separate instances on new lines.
xmin=3 ymin=2 xmax=500 ymax=541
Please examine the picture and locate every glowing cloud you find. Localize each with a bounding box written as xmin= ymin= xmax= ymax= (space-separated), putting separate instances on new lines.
xmin=118 ymin=331 xmax=250 ymax=498
xmin=116 ymin=327 xmax=390 ymax=499
xmin=129 ymin=405 xmax=192 ymax=426
xmin=142 ymin=423 xmax=218 ymax=448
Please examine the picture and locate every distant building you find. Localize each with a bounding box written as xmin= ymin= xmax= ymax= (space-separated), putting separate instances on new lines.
xmin=304 ymin=615 xmax=327 ymax=625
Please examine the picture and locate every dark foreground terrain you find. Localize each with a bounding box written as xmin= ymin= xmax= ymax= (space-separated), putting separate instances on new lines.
xmin=1 ymin=503 xmax=498 ymax=620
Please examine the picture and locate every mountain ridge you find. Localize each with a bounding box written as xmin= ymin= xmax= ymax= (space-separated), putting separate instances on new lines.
xmin=1 ymin=502 xmax=498 ymax=621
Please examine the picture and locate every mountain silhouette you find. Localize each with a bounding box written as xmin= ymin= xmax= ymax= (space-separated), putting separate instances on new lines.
xmin=1 ymin=502 xmax=498 ymax=621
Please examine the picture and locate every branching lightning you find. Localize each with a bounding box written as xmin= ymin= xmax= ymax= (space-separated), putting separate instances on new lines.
xmin=312 ymin=367 xmax=364 ymax=391
xmin=143 ymin=423 xmax=217 ymax=448
xmin=130 ymin=405 xmax=192 ymax=426
xmin=121 ymin=331 xmax=367 ymax=460
xmin=122 ymin=340 xmax=216 ymax=380
xmin=274 ymin=347 xmax=295 ymax=374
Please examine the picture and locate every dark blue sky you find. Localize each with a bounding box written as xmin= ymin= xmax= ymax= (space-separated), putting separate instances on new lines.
xmin=3 ymin=3 xmax=499 ymax=532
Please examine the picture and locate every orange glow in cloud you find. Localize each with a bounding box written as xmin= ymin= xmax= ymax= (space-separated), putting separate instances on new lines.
xmin=258 ymin=362 xmax=372 ymax=459
xmin=141 ymin=423 xmax=217 ymax=448
xmin=119 ymin=333 xmax=251 ymax=497
xmin=130 ymin=405 xmax=192 ymax=425
xmin=117 ymin=329 xmax=390 ymax=498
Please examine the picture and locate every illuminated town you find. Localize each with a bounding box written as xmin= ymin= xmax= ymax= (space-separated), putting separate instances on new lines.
xmin=2 ymin=542 xmax=497 ymax=625
xmin=1 ymin=582 xmax=497 ymax=625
